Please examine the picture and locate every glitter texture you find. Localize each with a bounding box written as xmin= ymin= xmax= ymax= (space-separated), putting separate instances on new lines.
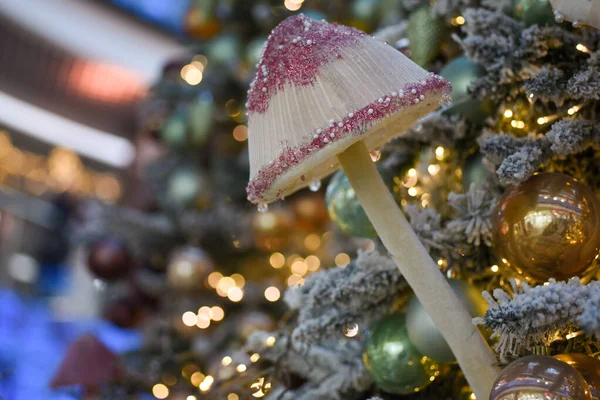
xmin=246 ymin=15 xmax=365 ymax=114
xmin=246 ymin=74 xmax=451 ymax=203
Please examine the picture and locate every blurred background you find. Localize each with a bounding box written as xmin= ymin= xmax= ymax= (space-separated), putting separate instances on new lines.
xmin=0 ymin=1 xmax=391 ymax=399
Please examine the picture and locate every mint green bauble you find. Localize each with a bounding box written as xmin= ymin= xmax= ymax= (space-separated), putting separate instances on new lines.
xmin=406 ymin=279 xmax=488 ymax=363
xmin=440 ymin=56 xmax=488 ymax=122
xmin=325 ymin=166 xmax=400 ymax=238
xmin=326 ymin=170 xmax=376 ymax=238
xmin=207 ymin=33 xmax=242 ymax=65
xmin=363 ymin=313 xmax=439 ymax=395
xmin=161 ymin=111 xmax=188 ymax=148
xmin=245 ymin=37 xmax=267 ymax=67
xmin=188 ymin=92 xmax=214 ymax=146
xmin=462 ymin=152 xmax=490 ymax=188
xmin=407 ymin=7 xmax=444 ymax=67
xmin=512 ymin=0 xmax=554 ymax=26
xmin=167 ymin=167 xmax=211 ymax=209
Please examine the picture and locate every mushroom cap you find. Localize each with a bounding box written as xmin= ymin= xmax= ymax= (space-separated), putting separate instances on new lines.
xmin=246 ymin=15 xmax=451 ymax=204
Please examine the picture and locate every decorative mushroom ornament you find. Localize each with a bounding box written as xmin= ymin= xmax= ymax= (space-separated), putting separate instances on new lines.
xmin=245 ymin=15 xmax=499 ymax=399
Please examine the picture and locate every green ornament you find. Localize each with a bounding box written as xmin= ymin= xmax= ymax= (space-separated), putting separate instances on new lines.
xmin=302 ymin=10 xmax=327 ymax=21
xmin=406 ymin=279 xmax=488 ymax=363
xmin=352 ymin=0 xmax=379 ymax=21
xmin=207 ymin=33 xmax=242 ymax=65
xmin=325 ymin=166 xmax=398 ymax=238
xmin=512 ymin=0 xmax=554 ymax=26
xmin=246 ymin=37 xmax=267 ymax=67
xmin=407 ymin=7 xmax=444 ymax=67
xmin=363 ymin=313 xmax=440 ymax=395
xmin=161 ymin=111 xmax=188 ymax=148
xmin=462 ymin=152 xmax=490 ymax=188
xmin=440 ymin=56 xmax=487 ymax=122
xmin=188 ymin=91 xmax=214 ymax=146
xmin=167 ymin=167 xmax=211 ymax=209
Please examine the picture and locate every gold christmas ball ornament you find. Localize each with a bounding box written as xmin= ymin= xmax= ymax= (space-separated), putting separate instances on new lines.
xmin=493 ymin=173 xmax=600 ymax=282
xmin=555 ymin=354 xmax=600 ymax=400
xmin=166 ymin=246 xmax=215 ymax=291
xmin=490 ymin=355 xmax=593 ymax=400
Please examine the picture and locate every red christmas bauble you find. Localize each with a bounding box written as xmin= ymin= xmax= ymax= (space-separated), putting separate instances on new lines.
xmin=87 ymin=238 xmax=132 ymax=281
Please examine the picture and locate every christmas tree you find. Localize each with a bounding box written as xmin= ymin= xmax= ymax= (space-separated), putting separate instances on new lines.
xmin=54 ymin=0 xmax=600 ymax=399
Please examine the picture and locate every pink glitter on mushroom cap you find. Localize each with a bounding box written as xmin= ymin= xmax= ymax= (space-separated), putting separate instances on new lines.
xmin=246 ymin=15 xmax=452 ymax=205
xmin=246 ymin=15 xmax=365 ymax=115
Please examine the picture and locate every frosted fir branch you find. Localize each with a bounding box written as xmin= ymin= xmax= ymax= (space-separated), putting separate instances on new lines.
xmin=579 ymin=292 xmax=600 ymax=337
xmin=495 ymin=144 xmax=547 ymax=185
xmin=430 ymin=0 xmax=475 ymax=16
xmin=460 ymin=34 xmax=515 ymax=68
xmin=461 ymin=8 xmax=521 ymax=40
xmin=405 ymin=205 xmax=446 ymax=253
xmin=480 ymin=0 xmax=512 ymax=12
xmin=403 ymin=112 xmax=467 ymax=146
xmin=523 ymin=67 xmax=568 ymax=104
xmin=245 ymin=331 xmax=370 ymax=400
xmin=475 ymin=279 xmax=600 ymax=359
xmin=468 ymin=71 xmax=511 ymax=101
xmin=446 ymin=183 xmax=499 ymax=247
xmin=517 ymin=25 xmax=582 ymax=61
xmin=477 ymin=134 xmax=526 ymax=165
xmin=480 ymin=120 xmax=600 ymax=185
xmin=479 ymin=135 xmax=552 ymax=185
xmin=567 ymin=68 xmax=600 ymax=100
xmin=287 ymin=251 xmax=408 ymax=343
xmin=545 ymin=119 xmax=595 ymax=155
xmin=587 ymin=50 xmax=600 ymax=67
xmin=86 ymin=204 xmax=177 ymax=257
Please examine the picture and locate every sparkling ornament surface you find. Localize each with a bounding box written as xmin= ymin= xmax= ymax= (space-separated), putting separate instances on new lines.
xmin=490 ymin=355 xmax=592 ymax=400
xmin=363 ymin=313 xmax=439 ymax=395
xmin=87 ymin=238 xmax=132 ymax=281
xmin=406 ymin=279 xmax=488 ymax=363
xmin=555 ymin=354 xmax=600 ymax=399
xmin=166 ymin=246 xmax=214 ymax=291
xmin=493 ymin=173 xmax=600 ymax=282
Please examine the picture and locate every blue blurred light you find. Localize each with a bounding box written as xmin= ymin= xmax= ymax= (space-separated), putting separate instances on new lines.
xmin=107 ymin=0 xmax=192 ymax=33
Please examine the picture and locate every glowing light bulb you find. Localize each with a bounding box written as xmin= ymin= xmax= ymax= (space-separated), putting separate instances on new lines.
xmin=152 ymin=384 xmax=169 ymax=399
xmin=264 ymin=286 xmax=281 ymax=302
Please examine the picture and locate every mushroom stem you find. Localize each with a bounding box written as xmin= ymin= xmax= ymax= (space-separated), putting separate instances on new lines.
xmin=337 ymin=140 xmax=499 ymax=399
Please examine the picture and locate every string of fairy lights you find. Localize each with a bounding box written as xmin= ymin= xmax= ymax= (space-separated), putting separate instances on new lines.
xmin=0 ymin=130 xmax=121 ymax=202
